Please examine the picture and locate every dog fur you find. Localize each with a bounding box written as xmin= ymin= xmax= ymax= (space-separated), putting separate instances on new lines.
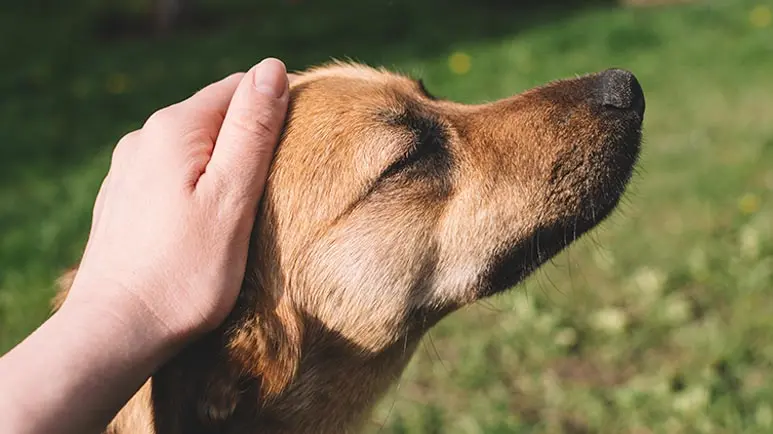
xmin=55 ymin=61 xmax=643 ymax=434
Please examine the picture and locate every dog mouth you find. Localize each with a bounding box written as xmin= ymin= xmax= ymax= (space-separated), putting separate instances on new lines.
xmin=482 ymin=216 xmax=616 ymax=298
xmin=479 ymin=69 xmax=645 ymax=297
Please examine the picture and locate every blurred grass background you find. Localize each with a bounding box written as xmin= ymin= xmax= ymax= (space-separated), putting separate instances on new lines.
xmin=1 ymin=0 xmax=773 ymax=432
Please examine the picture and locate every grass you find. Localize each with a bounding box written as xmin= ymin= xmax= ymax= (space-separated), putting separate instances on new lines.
xmin=2 ymin=0 xmax=773 ymax=432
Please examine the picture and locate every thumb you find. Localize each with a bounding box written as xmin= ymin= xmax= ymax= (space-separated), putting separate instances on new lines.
xmin=200 ymin=58 xmax=289 ymax=207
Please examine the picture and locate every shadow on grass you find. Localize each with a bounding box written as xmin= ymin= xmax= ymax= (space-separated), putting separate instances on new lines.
xmin=0 ymin=0 xmax=616 ymax=186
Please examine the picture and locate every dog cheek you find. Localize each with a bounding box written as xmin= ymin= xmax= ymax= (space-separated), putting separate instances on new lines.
xmin=293 ymin=211 xmax=436 ymax=352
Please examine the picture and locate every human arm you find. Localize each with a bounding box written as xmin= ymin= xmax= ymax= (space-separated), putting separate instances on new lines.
xmin=0 ymin=58 xmax=289 ymax=434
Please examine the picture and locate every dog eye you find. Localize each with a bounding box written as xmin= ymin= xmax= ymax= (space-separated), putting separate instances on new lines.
xmin=378 ymin=111 xmax=448 ymax=181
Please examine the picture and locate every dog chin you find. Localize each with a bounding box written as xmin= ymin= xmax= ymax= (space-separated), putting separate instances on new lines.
xmin=480 ymin=145 xmax=641 ymax=299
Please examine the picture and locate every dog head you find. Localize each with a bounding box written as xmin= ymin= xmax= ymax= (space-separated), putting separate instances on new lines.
xmin=226 ymin=61 xmax=643 ymax=422
xmin=52 ymin=61 xmax=645 ymax=434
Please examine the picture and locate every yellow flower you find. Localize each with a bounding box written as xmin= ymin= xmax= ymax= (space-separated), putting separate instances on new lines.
xmin=738 ymin=193 xmax=760 ymax=215
xmin=448 ymin=52 xmax=472 ymax=75
xmin=106 ymin=73 xmax=129 ymax=95
xmin=750 ymin=5 xmax=772 ymax=28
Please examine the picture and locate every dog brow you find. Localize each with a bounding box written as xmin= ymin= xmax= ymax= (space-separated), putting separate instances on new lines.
xmin=374 ymin=104 xmax=453 ymax=195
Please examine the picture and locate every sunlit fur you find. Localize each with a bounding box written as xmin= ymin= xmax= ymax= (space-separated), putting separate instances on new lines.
xmin=55 ymin=61 xmax=642 ymax=434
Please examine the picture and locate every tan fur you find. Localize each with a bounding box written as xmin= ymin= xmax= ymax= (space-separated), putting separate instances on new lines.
xmin=55 ymin=62 xmax=643 ymax=433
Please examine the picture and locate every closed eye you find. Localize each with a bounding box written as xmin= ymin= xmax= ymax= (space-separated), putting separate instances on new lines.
xmin=378 ymin=109 xmax=449 ymax=181
xmin=348 ymin=107 xmax=453 ymax=212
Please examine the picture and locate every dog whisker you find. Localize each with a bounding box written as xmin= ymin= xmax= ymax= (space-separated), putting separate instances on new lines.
xmin=62 ymin=62 xmax=643 ymax=434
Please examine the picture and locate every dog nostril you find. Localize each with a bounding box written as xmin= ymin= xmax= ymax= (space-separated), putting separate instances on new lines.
xmin=598 ymin=68 xmax=645 ymax=115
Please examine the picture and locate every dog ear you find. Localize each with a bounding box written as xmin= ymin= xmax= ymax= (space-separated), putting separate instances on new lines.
xmin=226 ymin=268 xmax=304 ymax=399
xmin=167 ymin=266 xmax=304 ymax=427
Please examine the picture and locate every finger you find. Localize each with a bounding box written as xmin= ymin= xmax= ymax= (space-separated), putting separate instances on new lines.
xmin=142 ymin=73 xmax=245 ymax=148
xmin=184 ymin=72 xmax=246 ymax=135
xmin=199 ymin=58 xmax=289 ymax=208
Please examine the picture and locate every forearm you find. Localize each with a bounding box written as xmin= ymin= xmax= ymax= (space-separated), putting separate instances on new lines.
xmin=0 ymin=295 xmax=185 ymax=434
xmin=0 ymin=60 xmax=286 ymax=434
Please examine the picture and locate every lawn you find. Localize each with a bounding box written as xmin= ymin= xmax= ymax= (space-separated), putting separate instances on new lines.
xmin=1 ymin=0 xmax=773 ymax=432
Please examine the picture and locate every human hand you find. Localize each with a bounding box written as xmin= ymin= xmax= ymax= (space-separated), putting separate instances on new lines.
xmin=61 ymin=58 xmax=290 ymax=345
xmin=0 ymin=58 xmax=290 ymax=434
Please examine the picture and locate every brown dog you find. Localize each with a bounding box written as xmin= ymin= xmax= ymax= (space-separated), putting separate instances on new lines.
xmin=56 ymin=61 xmax=644 ymax=433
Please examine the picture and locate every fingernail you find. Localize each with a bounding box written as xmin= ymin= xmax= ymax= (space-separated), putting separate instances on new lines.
xmin=253 ymin=58 xmax=288 ymax=98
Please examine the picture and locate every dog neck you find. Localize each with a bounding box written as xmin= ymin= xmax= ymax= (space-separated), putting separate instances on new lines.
xmin=209 ymin=222 xmax=420 ymax=432
xmin=248 ymin=329 xmax=420 ymax=434
xmin=185 ymin=271 xmax=422 ymax=433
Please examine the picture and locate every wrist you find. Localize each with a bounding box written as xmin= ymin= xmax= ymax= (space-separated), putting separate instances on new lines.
xmin=0 ymin=292 xmax=188 ymax=434
xmin=58 ymin=281 xmax=194 ymax=367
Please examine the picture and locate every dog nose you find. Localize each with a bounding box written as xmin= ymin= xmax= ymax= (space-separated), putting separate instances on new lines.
xmin=597 ymin=68 xmax=645 ymax=116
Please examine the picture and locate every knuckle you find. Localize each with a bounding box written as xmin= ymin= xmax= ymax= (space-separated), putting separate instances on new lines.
xmin=117 ymin=129 xmax=140 ymax=146
xmin=223 ymin=186 xmax=255 ymax=213
xmin=111 ymin=130 xmax=140 ymax=163
xmin=144 ymin=105 xmax=180 ymax=131
xmin=207 ymin=165 xmax=253 ymax=208
xmin=180 ymin=125 xmax=214 ymax=146
xmin=230 ymin=108 xmax=278 ymax=141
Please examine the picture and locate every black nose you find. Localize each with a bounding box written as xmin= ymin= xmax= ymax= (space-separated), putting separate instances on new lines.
xmin=598 ymin=68 xmax=645 ymax=116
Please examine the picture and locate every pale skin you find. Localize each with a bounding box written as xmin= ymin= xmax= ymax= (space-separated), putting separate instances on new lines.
xmin=0 ymin=58 xmax=290 ymax=434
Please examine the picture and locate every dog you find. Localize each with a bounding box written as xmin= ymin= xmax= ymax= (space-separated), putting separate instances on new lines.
xmin=55 ymin=61 xmax=644 ymax=433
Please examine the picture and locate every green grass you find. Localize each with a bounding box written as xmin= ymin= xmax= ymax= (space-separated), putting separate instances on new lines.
xmin=2 ymin=0 xmax=773 ymax=432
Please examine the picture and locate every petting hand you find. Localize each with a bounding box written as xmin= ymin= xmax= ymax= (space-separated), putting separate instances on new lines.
xmin=62 ymin=58 xmax=290 ymax=343
xmin=0 ymin=58 xmax=290 ymax=434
